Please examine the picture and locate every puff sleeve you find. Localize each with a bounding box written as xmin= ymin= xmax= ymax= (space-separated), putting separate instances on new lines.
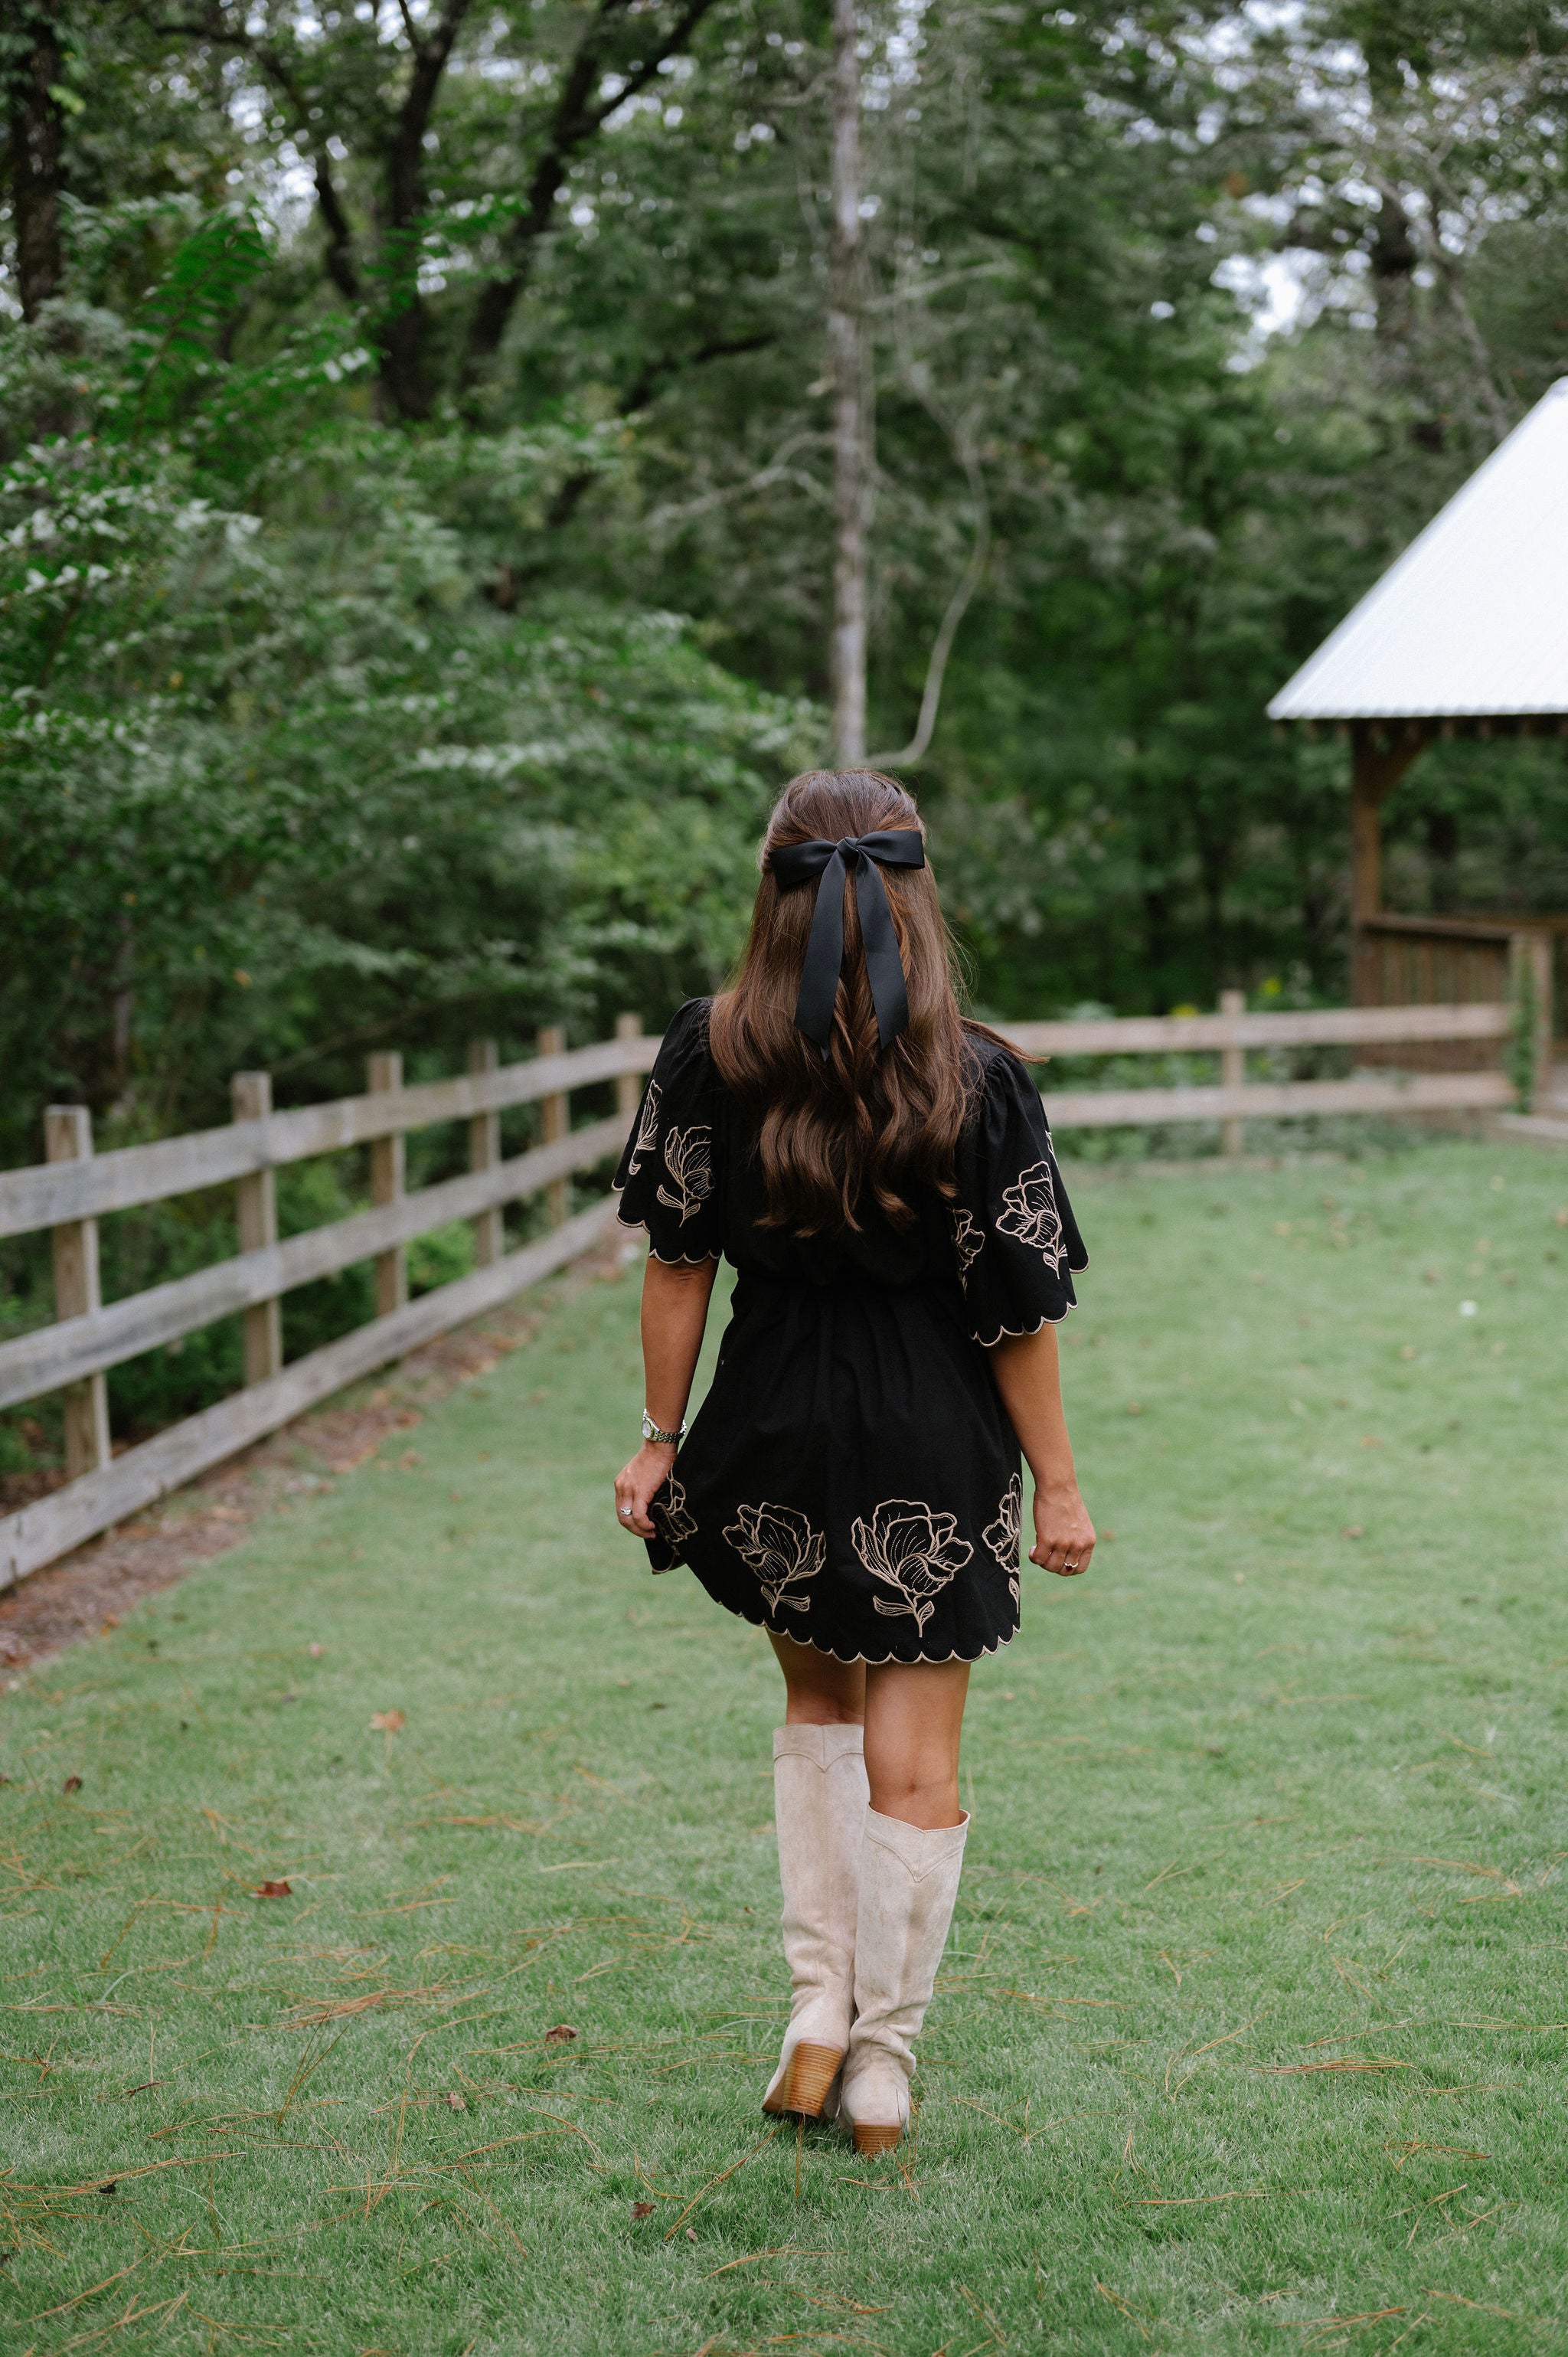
xmin=612 ymin=999 xmax=723 ymax=1263
xmin=950 ymin=1047 xmax=1087 ymax=1345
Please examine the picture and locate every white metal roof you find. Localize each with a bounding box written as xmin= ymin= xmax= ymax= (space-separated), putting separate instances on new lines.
xmin=1268 ymin=378 xmax=1568 ymax=721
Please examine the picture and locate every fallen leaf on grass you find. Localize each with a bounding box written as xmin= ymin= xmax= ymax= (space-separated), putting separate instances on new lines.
xmin=544 ymin=2024 xmax=577 ymax=2045
xmin=446 ymin=2091 xmax=466 ymax=2110
xmin=255 ymin=1880 xmax=292 ymax=1899
xmin=631 ymin=2202 xmax=655 ymax=2219
xmin=370 ymin=1709 xmax=405 ymax=1734
xmin=62 ymin=1775 xmax=83 ymax=1793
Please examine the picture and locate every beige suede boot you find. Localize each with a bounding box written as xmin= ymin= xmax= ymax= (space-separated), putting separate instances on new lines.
xmin=761 ymin=1723 xmax=868 ymax=2120
xmin=838 ymin=1806 xmax=969 ymax=2154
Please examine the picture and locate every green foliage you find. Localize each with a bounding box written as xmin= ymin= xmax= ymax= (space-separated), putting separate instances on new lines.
xmin=5 ymin=0 xmax=1568 ymax=1152
xmin=0 ymin=260 xmax=810 ymax=1169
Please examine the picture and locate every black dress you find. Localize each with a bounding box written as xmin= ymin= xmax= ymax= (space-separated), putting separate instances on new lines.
xmin=612 ymin=1000 xmax=1088 ymax=1665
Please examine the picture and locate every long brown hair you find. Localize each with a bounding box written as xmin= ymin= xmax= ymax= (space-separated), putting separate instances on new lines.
xmin=709 ymin=769 xmax=975 ymax=1234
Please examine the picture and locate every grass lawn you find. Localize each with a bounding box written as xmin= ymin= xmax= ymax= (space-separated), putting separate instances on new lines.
xmin=3 ymin=1139 xmax=1567 ymax=2357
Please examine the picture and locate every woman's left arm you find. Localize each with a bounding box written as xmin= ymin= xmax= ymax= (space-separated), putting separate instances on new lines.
xmin=985 ymin=1322 xmax=1096 ymax=1577
xmin=614 ymin=1254 xmax=718 ymax=1537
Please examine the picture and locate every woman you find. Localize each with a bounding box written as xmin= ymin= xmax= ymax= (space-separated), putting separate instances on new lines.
xmin=611 ymin=769 xmax=1095 ymax=2156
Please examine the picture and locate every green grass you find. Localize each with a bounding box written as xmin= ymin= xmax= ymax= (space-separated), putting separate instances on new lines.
xmin=4 ymin=1141 xmax=1568 ymax=2356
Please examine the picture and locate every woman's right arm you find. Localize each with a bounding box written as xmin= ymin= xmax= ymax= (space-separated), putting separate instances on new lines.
xmin=614 ymin=1254 xmax=717 ymax=1537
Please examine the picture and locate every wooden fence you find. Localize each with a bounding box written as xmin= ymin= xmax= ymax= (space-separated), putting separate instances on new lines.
xmin=0 ymin=994 xmax=1517 ymax=1592
xmin=0 ymin=1022 xmax=657 ymax=1591
xmin=1001 ymin=995 xmax=1518 ymax=1152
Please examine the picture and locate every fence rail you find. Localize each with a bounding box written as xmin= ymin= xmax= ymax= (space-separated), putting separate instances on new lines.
xmin=0 ymin=993 xmax=1520 ymax=1592
xmin=0 ymin=1025 xmax=653 ymax=1590
xmin=998 ymin=998 xmax=1518 ymax=1138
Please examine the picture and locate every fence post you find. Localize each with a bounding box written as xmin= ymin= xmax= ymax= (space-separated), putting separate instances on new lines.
xmin=231 ymin=1072 xmax=283 ymax=1384
xmin=536 ymin=1025 xmax=568 ymax=1228
xmin=44 ymin=1106 xmax=112 ymax=1482
xmin=615 ymin=1012 xmax=643 ymax=1123
xmin=1220 ymin=989 xmax=1246 ymax=1158
xmin=367 ymin=1051 xmax=407 ymax=1314
xmin=1508 ymin=932 xmax=1555 ymax=1112
xmin=467 ymin=1038 xmax=503 ymax=1267
xmin=1528 ymin=935 xmax=1553 ymax=1105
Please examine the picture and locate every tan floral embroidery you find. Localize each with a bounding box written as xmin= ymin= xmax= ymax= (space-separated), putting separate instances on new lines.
xmin=656 ymin=1124 xmax=714 ymax=1224
xmin=652 ymin=1475 xmax=697 ymax=1551
xmin=852 ymin=1498 xmax=972 ymax=1637
xmin=984 ymin=1473 xmax=1023 ymax=1607
xmin=626 ymin=1079 xmax=662 ymax=1177
xmin=723 ymin=1502 xmax=825 ymax=1616
xmin=994 ymin=1157 xmax=1066 ymax=1273
xmin=951 ymin=1207 xmax=982 ymax=1285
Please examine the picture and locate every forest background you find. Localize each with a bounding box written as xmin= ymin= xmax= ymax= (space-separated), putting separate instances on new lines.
xmin=2 ymin=0 xmax=1568 ymax=1447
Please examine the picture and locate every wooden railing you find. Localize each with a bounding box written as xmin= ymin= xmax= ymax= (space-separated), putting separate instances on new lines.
xmin=0 ymin=1022 xmax=656 ymax=1590
xmin=0 ymin=994 xmax=1521 ymax=1593
xmin=1002 ymin=996 xmax=1517 ymax=1143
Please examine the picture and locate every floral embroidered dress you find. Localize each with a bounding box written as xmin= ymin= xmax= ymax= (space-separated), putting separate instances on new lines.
xmin=612 ymin=999 xmax=1088 ymax=1664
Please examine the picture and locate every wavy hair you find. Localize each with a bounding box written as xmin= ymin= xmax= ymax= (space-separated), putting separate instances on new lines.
xmin=709 ymin=769 xmax=978 ymax=1234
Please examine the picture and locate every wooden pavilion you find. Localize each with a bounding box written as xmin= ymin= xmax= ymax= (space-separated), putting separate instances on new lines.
xmin=1268 ymin=376 xmax=1568 ymax=1097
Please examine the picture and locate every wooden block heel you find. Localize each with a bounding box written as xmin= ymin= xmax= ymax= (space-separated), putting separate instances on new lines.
xmin=851 ymin=2121 xmax=903 ymax=2156
xmin=763 ymin=2042 xmax=844 ymax=2120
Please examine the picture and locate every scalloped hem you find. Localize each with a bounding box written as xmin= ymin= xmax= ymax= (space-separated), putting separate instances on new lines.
xmin=613 ymin=1205 xmax=719 ymax=1268
xmin=665 ymin=1566 xmax=1018 ymax=1666
xmin=969 ymin=1295 xmax=1077 ymax=1348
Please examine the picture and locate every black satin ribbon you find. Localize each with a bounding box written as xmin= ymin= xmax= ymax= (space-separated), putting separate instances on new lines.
xmin=769 ymin=829 xmax=926 ymax=1053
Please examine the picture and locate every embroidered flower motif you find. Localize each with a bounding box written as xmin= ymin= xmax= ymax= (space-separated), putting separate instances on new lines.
xmin=652 ymin=1475 xmax=697 ymax=1553
xmin=626 ymin=1079 xmax=662 ymax=1177
xmin=984 ymin=1472 xmax=1024 ymax=1607
xmin=994 ymin=1157 xmax=1066 ymax=1273
xmin=851 ymin=1499 xmax=972 ymax=1637
xmin=951 ymin=1207 xmax=982 ymax=1286
xmin=723 ymin=1502 xmax=825 ymax=1616
xmin=656 ymin=1124 xmax=714 ymax=1224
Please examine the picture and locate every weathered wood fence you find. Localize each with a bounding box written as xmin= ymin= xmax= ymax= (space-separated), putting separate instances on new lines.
xmin=1003 ymin=995 xmax=1519 ymax=1152
xmin=0 ymin=1022 xmax=656 ymax=1590
xmin=0 ymin=994 xmax=1518 ymax=1591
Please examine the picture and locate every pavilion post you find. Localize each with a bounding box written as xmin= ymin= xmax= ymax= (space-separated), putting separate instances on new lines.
xmin=1349 ymin=726 xmax=1429 ymax=1003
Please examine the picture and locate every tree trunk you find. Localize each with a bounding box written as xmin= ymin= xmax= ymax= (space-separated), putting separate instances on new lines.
xmin=827 ymin=0 xmax=870 ymax=766
xmin=8 ymin=0 xmax=66 ymax=323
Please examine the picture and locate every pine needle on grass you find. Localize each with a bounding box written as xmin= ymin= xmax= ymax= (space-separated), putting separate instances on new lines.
xmin=665 ymin=2121 xmax=786 ymax=2240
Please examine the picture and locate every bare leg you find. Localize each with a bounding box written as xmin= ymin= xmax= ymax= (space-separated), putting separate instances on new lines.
xmin=769 ymin=1630 xmax=865 ymax=1727
xmin=862 ymin=1659 xmax=969 ymax=1828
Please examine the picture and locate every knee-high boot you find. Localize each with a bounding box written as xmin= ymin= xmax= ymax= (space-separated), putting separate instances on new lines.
xmin=838 ymin=1806 xmax=969 ymax=2154
xmin=761 ymin=1723 xmax=868 ymax=2120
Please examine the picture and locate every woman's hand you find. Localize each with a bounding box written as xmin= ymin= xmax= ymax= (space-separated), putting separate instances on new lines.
xmin=615 ymin=1440 xmax=678 ymax=1538
xmin=1030 ymin=1480 xmax=1095 ymax=1577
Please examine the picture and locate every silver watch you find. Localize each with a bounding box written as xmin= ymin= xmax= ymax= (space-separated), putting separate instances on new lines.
xmin=642 ymin=1409 xmax=686 ymax=1447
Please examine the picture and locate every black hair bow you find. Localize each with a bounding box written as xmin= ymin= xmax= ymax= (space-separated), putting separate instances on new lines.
xmin=769 ymin=830 xmax=927 ymax=1054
